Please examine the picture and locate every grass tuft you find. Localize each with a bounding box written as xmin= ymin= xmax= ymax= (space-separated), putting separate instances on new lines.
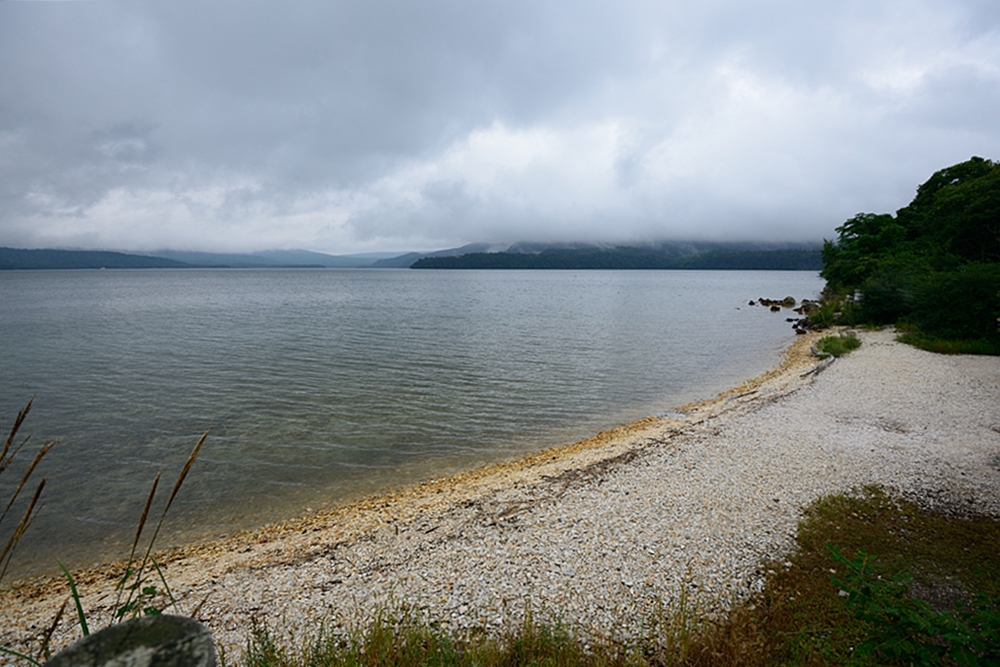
xmin=816 ymin=332 xmax=862 ymax=358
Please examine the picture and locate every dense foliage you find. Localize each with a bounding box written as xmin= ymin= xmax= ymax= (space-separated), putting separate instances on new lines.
xmin=820 ymin=156 xmax=1000 ymax=349
xmin=412 ymin=247 xmax=823 ymax=270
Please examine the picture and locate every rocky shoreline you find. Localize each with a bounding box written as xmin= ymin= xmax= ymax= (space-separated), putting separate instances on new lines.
xmin=2 ymin=328 xmax=999 ymax=661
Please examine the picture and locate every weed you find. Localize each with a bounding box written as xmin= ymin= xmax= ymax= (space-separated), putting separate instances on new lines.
xmin=829 ymin=546 xmax=1000 ymax=665
xmin=232 ymin=605 xmax=649 ymax=667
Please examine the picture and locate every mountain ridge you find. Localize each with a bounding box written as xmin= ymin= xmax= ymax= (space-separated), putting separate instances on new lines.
xmin=0 ymin=241 xmax=823 ymax=271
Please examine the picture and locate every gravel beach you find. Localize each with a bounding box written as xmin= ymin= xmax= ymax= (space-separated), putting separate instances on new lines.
xmin=2 ymin=328 xmax=999 ymax=661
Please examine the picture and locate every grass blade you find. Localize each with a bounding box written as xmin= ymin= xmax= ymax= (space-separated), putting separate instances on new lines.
xmin=0 ymin=439 xmax=56 ymax=525
xmin=114 ymin=472 xmax=160 ymax=619
xmin=0 ymin=646 xmax=42 ymax=667
xmin=1 ymin=397 xmax=33 ymax=467
xmin=56 ymin=559 xmax=89 ymax=637
xmin=165 ymin=430 xmax=208 ymax=511
xmin=0 ymin=479 xmax=45 ymax=583
xmin=131 ymin=472 xmax=160 ymax=564
xmin=122 ymin=431 xmax=207 ymax=619
xmin=40 ymin=598 xmax=68 ymax=662
xmin=150 ymin=556 xmax=178 ymax=614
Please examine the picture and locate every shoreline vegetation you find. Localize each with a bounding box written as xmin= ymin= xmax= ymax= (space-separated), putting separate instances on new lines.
xmin=817 ymin=156 xmax=1000 ymax=355
xmin=3 ymin=327 xmax=999 ymax=664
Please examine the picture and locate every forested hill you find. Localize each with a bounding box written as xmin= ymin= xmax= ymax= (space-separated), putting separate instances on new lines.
xmin=411 ymin=246 xmax=823 ymax=270
xmin=0 ymin=248 xmax=193 ymax=270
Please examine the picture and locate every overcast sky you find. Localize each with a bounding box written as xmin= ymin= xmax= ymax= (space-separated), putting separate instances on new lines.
xmin=1 ymin=0 xmax=998 ymax=255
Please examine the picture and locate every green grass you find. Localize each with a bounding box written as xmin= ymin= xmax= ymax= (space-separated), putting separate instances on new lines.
xmin=896 ymin=331 xmax=1000 ymax=356
xmin=816 ymin=332 xmax=862 ymax=358
xmin=733 ymin=487 xmax=1000 ymax=666
xmin=225 ymin=488 xmax=1000 ymax=667
xmin=226 ymin=610 xmax=652 ymax=667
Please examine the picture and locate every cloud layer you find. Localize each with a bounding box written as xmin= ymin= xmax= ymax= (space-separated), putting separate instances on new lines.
xmin=2 ymin=0 xmax=998 ymax=253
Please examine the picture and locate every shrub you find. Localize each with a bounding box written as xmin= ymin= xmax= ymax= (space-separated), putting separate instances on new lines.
xmin=858 ymin=270 xmax=914 ymax=324
xmin=910 ymin=262 xmax=1000 ymax=341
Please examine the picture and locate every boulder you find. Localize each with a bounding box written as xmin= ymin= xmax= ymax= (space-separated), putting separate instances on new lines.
xmin=45 ymin=615 xmax=216 ymax=667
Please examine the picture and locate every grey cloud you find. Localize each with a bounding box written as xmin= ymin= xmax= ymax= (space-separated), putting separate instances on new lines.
xmin=1 ymin=0 xmax=998 ymax=252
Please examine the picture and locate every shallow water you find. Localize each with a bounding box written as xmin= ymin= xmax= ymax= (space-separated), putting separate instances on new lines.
xmin=0 ymin=268 xmax=822 ymax=577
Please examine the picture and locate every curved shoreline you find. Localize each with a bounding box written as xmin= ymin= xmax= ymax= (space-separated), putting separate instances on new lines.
xmin=3 ymin=329 xmax=999 ymax=660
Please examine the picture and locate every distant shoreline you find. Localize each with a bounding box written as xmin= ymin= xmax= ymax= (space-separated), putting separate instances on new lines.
xmin=0 ymin=244 xmax=822 ymax=271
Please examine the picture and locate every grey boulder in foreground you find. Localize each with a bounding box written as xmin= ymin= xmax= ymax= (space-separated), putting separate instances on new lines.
xmin=45 ymin=615 xmax=215 ymax=667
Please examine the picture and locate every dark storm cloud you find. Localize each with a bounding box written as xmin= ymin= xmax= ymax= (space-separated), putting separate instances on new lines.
xmin=1 ymin=0 xmax=998 ymax=253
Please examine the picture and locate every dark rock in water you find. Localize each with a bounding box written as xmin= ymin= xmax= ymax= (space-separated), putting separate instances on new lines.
xmin=770 ymin=305 xmax=781 ymax=312
xmin=758 ymin=296 xmax=797 ymax=309
xmin=748 ymin=300 xmax=756 ymax=306
xmin=45 ymin=615 xmax=216 ymax=667
xmin=794 ymin=327 xmax=807 ymax=335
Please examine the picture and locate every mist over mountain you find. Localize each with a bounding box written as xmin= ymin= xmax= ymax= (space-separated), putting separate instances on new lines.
xmin=1 ymin=241 xmax=822 ymax=271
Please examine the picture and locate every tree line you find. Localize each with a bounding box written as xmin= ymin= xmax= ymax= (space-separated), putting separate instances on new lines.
xmin=411 ymin=247 xmax=823 ymax=270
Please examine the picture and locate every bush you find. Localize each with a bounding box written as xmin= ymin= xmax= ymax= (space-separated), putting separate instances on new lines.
xmin=858 ymin=270 xmax=914 ymax=324
xmin=910 ymin=263 xmax=1000 ymax=341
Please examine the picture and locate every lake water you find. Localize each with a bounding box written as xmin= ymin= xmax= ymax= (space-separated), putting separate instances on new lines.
xmin=0 ymin=269 xmax=823 ymax=578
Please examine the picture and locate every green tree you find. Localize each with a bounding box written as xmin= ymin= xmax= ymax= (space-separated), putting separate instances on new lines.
xmin=821 ymin=212 xmax=906 ymax=290
xmin=919 ymin=165 xmax=1000 ymax=263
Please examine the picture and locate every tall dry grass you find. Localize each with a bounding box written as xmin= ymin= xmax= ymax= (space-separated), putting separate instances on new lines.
xmin=0 ymin=398 xmax=56 ymax=585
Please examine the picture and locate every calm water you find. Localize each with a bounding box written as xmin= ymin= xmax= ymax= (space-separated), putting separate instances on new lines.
xmin=0 ymin=269 xmax=822 ymax=577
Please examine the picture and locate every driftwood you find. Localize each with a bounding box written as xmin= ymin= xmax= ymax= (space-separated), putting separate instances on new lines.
xmin=801 ymin=356 xmax=835 ymax=377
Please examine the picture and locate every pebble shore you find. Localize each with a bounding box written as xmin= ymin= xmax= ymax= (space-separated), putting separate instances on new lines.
xmin=2 ymin=328 xmax=999 ymax=661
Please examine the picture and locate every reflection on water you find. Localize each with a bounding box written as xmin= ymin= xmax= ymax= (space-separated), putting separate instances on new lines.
xmin=0 ymin=268 xmax=822 ymax=576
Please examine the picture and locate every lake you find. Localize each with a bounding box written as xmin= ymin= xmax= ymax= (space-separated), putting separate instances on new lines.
xmin=0 ymin=268 xmax=823 ymax=577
